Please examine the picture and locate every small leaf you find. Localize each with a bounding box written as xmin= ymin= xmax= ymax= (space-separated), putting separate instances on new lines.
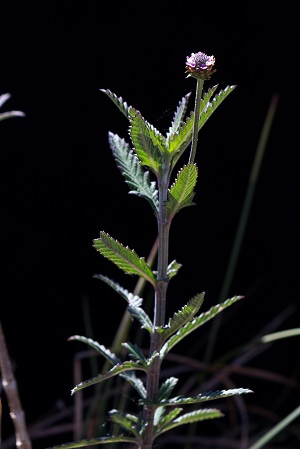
xmin=166 ymin=260 xmax=182 ymax=280
xmin=122 ymin=342 xmax=147 ymax=364
xmin=156 ymin=377 xmax=179 ymax=402
xmin=93 ymin=232 xmax=156 ymax=287
xmin=169 ymin=85 xmax=236 ymax=168
xmin=122 ymin=372 xmax=147 ymax=399
xmin=154 ymin=407 xmax=183 ymax=433
xmin=68 ymin=335 xmax=120 ymax=365
xmin=155 ymin=409 xmax=223 ymax=436
xmin=92 ymin=274 xmax=143 ymax=306
xmin=153 ymin=406 xmax=165 ymax=426
xmin=167 ymin=85 xmax=218 ymax=161
xmin=127 ymin=304 xmax=153 ymax=333
xmin=108 ymin=409 xmax=139 ymax=437
xmin=166 ymin=92 xmax=191 ymax=144
xmin=108 ymin=132 xmax=159 ymax=211
xmin=100 ymin=89 xmax=131 ymax=119
xmin=166 ymin=164 xmax=198 ymax=218
xmin=68 ymin=335 xmax=147 ymax=398
xmin=158 ymin=293 xmax=205 ymax=342
xmin=71 ymin=361 xmax=147 ymax=395
xmin=160 ymin=296 xmax=243 ymax=358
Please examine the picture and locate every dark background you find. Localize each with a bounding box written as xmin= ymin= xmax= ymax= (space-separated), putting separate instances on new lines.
xmin=1 ymin=1 xmax=299 ymax=448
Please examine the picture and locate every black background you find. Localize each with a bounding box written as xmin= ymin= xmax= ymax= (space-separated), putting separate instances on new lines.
xmin=1 ymin=1 xmax=299 ymax=448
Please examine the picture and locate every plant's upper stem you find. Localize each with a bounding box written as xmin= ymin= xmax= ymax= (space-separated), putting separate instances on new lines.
xmin=188 ymin=78 xmax=204 ymax=165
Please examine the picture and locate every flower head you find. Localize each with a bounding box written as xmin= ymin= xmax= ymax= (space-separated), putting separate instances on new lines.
xmin=185 ymin=51 xmax=216 ymax=80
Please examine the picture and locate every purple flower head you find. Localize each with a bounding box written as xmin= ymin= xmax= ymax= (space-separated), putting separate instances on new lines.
xmin=185 ymin=51 xmax=216 ymax=80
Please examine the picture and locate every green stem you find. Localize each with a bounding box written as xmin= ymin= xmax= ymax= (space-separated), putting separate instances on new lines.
xmin=188 ymin=78 xmax=204 ymax=165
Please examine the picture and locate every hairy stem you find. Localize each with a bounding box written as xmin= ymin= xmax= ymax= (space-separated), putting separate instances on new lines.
xmin=142 ymin=164 xmax=170 ymax=448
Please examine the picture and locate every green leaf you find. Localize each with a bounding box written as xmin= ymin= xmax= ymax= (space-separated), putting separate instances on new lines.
xmin=108 ymin=132 xmax=159 ymax=211
xmin=200 ymin=84 xmax=236 ymax=129
xmin=158 ymin=293 xmax=205 ymax=342
xmin=129 ymin=108 xmax=167 ymax=174
xmin=158 ymin=388 xmax=253 ymax=406
xmin=167 ymin=85 xmax=218 ymax=160
xmin=154 ymin=407 xmax=183 ymax=433
xmin=92 ymin=274 xmax=143 ymax=306
xmin=121 ymin=371 xmax=147 ymax=399
xmin=155 ymin=408 xmax=223 ymax=436
xmin=160 ymin=296 xmax=243 ymax=358
xmin=71 ymin=361 xmax=147 ymax=395
xmin=68 ymin=335 xmax=120 ymax=365
xmin=166 ymin=92 xmax=191 ymax=144
xmin=166 ymin=164 xmax=198 ymax=218
xmin=122 ymin=342 xmax=147 ymax=364
xmin=46 ymin=435 xmax=137 ymax=449
xmin=127 ymin=304 xmax=153 ymax=333
xmin=68 ymin=335 xmax=147 ymax=398
xmin=156 ymin=377 xmax=179 ymax=402
xmin=93 ymin=232 xmax=156 ymax=286
xmin=166 ymin=260 xmax=182 ymax=280
xmin=108 ymin=409 xmax=139 ymax=437
xmin=100 ymin=89 xmax=131 ymax=119
xmin=169 ymin=85 xmax=236 ymax=168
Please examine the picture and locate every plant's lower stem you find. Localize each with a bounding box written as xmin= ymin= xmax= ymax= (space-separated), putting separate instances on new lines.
xmin=142 ymin=166 xmax=170 ymax=449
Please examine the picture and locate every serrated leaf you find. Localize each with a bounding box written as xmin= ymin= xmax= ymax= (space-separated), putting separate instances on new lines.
xmin=129 ymin=108 xmax=167 ymax=174
xmin=122 ymin=342 xmax=147 ymax=364
xmin=166 ymin=164 xmax=198 ymax=218
xmin=158 ymin=388 xmax=253 ymax=406
xmin=127 ymin=304 xmax=153 ymax=333
xmin=46 ymin=435 xmax=137 ymax=449
xmin=108 ymin=132 xmax=159 ymax=211
xmin=166 ymin=260 xmax=182 ymax=280
xmin=155 ymin=409 xmax=223 ymax=436
xmin=100 ymin=89 xmax=131 ymax=119
xmin=68 ymin=335 xmax=120 ymax=365
xmin=160 ymin=296 xmax=243 ymax=358
xmin=154 ymin=407 xmax=183 ymax=433
xmin=92 ymin=274 xmax=143 ymax=306
xmin=158 ymin=293 xmax=205 ymax=342
xmin=201 ymin=85 xmax=236 ymax=129
xmin=71 ymin=361 xmax=147 ymax=395
xmin=93 ymin=232 xmax=156 ymax=286
xmin=68 ymin=335 xmax=146 ymax=398
xmin=169 ymin=85 xmax=236 ymax=168
xmin=121 ymin=371 xmax=147 ymax=399
xmin=166 ymin=92 xmax=191 ymax=144
xmin=167 ymin=85 xmax=218 ymax=159
xmin=108 ymin=409 xmax=139 ymax=437
xmin=156 ymin=377 xmax=179 ymax=402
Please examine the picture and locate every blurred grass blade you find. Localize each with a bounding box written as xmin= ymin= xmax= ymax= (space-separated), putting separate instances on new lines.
xmin=261 ymin=327 xmax=300 ymax=343
xmin=248 ymin=405 xmax=300 ymax=449
xmin=204 ymin=93 xmax=279 ymax=364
